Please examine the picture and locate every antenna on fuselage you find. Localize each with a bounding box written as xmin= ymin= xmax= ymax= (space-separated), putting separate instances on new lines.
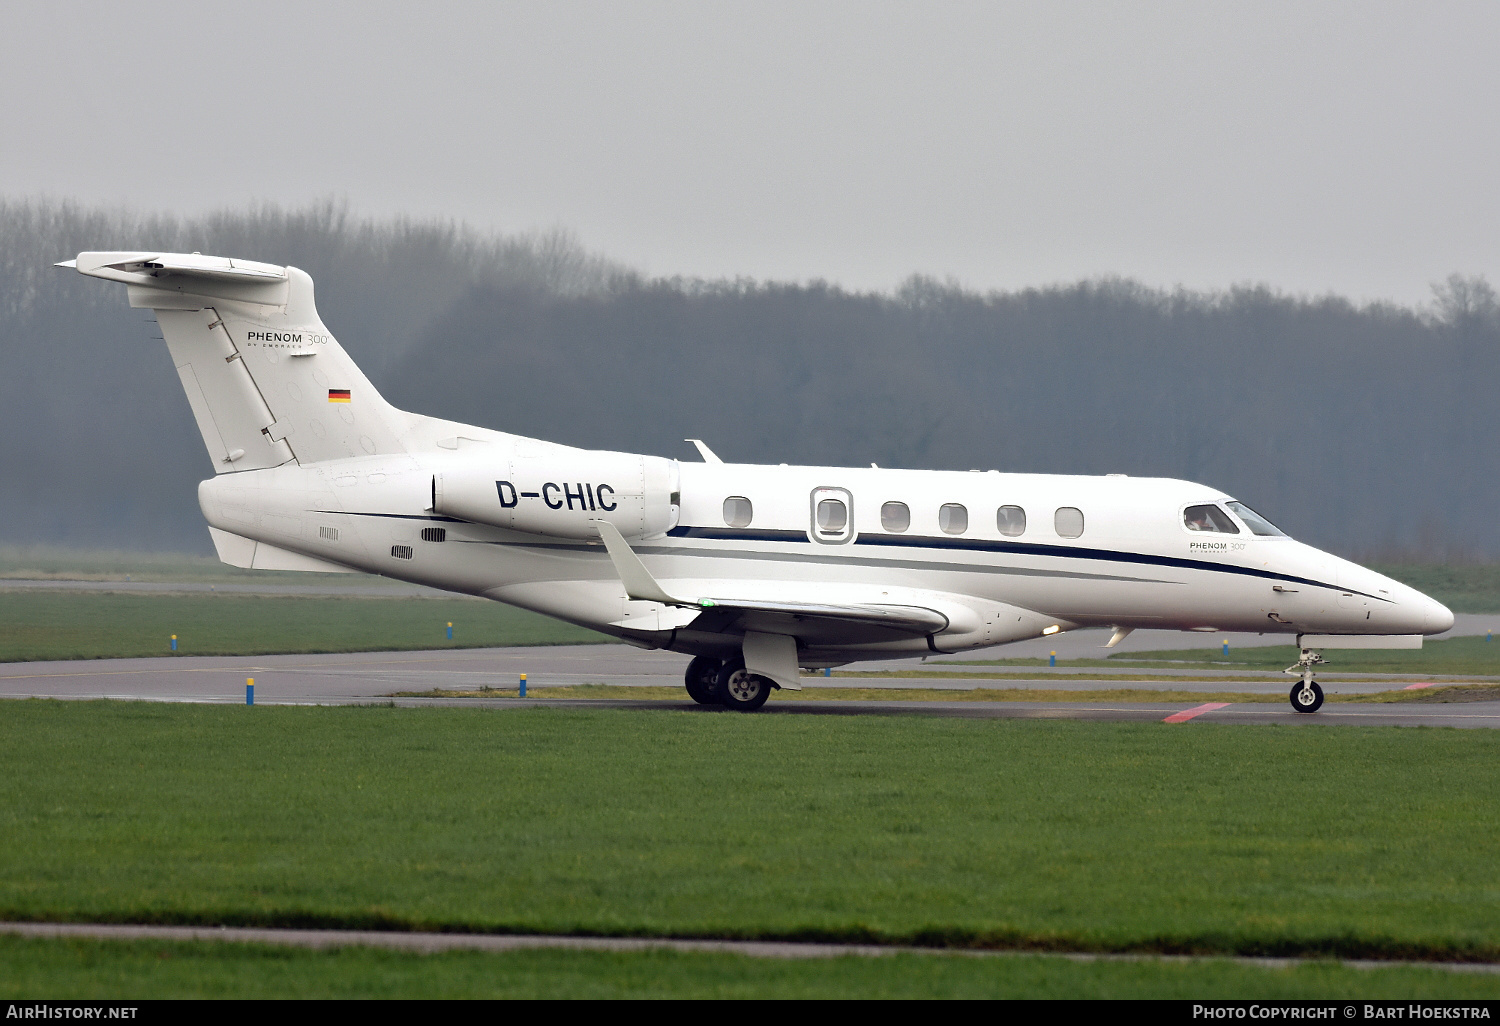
xmin=685 ymin=439 xmax=723 ymax=463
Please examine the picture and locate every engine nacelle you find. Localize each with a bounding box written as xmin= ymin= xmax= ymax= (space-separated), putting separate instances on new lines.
xmin=433 ymin=450 xmax=679 ymax=541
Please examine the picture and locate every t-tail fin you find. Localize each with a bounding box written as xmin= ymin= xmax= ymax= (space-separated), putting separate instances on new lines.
xmin=62 ymin=252 xmax=408 ymax=470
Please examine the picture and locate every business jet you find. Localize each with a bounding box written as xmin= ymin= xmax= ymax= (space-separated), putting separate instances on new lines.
xmin=59 ymin=251 xmax=1455 ymax=712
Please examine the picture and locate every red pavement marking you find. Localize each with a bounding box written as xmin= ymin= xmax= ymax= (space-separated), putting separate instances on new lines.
xmin=1163 ymin=702 xmax=1231 ymax=723
xmin=1403 ymin=683 xmax=1437 ymax=690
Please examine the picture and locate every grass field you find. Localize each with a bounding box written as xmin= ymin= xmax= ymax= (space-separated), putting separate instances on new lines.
xmin=1107 ymin=636 xmax=1500 ymax=675
xmin=1370 ymin=563 xmax=1500 ymax=615
xmin=2 ymin=703 xmax=1498 ymax=965
xmin=2 ymin=936 xmax=1496 ymax=999
xmin=942 ymin=635 xmax=1500 ymax=676
xmin=0 ymin=591 xmax=602 ymax=661
xmin=0 ymin=546 xmax=389 ymax=587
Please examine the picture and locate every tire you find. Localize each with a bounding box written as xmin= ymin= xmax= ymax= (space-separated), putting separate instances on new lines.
xmin=684 ymin=655 xmax=724 ymax=705
xmin=1289 ymin=680 xmax=1324 ymax=713
xmin=718 ymin=659 xmax=772 ymax=712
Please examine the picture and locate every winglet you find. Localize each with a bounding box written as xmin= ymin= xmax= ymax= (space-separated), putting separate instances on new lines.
xmin=593 ymin=520 xmax=692 ymax=606
xmin=685 ymin=439 xmax=723 ymax=463
xmin=55 ymin=259 xmax=77 ymax=269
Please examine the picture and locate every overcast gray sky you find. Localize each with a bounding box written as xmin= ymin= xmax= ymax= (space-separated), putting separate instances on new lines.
xmin=5 ymin=1 xmax=1497 ymax=303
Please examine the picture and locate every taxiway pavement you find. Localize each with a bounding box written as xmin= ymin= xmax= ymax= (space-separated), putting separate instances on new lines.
xmin=2 ymin=644 xmax=1496 ymax=728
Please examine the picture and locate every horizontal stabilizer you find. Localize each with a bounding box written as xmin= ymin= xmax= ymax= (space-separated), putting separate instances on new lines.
xmin=65 ymin=251 xmax=289 ymax=307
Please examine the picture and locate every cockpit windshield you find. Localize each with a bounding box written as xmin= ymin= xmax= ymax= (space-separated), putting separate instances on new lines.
xmin=1224 ymin=500 xmax=1287 ymax=537
xmin=1183 ymin=504 xmax=1239 ymax=534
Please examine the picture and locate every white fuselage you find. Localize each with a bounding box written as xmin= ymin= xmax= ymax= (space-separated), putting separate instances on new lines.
xmin=197 ymin=426 xmax=1453 ymax=666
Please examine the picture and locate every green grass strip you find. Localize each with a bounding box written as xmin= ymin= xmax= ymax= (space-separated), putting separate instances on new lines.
xmin=1368 ymin=563 xmax=1500 ymax=616
xmin=0 ymin=936 xmax=1496 ymax=999
xmin=2 ymin=703 xmax=1499 ymax=963
xmin=0 ymin=591 xmax=601 ymax=661
xmin=943 ymin=636 xmax=1500 ymax=676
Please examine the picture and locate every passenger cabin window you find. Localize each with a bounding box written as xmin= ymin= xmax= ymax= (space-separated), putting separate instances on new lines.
xmin=881 ymin=501 xmax=910 ymax=532
xmin=939 ymin=503 xmax=968 ymax=535
xmin=996 ymin=505 xmax=1026 ymax=537
xmin=723 ymin=496 xmax=753 ymax=528
xmin=1183 ymin=504 xmax=1239 ymax=534
xmin=1224 ymin=500 xmax=1286 ymax=537
xmin=1054 ymin=507 xmax=1084 ymax=539
xmin=816 ymin=498 xmax=848 ymax=536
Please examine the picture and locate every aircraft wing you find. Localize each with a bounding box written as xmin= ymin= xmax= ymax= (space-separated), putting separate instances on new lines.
xmin=682 ymin=597 xmax=948 ymax=638
xmin=594 ymin=520 xmax=952 ymax=643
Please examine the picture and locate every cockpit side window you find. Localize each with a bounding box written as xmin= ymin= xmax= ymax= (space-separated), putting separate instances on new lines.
xmin=1224 ymin=500 xmax=1287 ymax=537
xmin=1183 ymin=504 xmax=1239 ymax=534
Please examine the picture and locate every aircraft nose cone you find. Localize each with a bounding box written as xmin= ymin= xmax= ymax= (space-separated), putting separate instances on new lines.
xmin=1424 ymin=596 xmax=1455 ymax=634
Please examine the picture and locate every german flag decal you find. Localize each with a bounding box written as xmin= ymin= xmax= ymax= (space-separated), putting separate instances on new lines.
xmin=328 ymin=389 xmax=351 ymax=403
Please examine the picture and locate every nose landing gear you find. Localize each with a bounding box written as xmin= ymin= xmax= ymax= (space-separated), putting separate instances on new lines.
xmin=1284 ymin=648 xmax=1326 ymax=713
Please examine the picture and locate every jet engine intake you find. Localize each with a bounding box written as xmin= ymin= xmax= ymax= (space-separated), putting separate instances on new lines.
xmin=433 ymin=451 xmax=678 ymax=541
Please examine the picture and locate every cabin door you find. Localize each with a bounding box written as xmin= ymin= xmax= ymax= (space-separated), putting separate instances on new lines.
xmin=809 ymin=487 xmax=854 ymax=544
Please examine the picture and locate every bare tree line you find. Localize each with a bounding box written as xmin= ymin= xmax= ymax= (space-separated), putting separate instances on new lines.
xmin=1 ymin=199 xmax=1493 ymax=560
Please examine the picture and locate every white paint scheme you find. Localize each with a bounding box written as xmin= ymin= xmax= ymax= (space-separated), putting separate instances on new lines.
xmin=63 ymin=252 xmax=1456 ymax=708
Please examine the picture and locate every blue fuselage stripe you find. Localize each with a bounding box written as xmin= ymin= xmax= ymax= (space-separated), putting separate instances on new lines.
xmin=665 ymin=525 xmax=1383 ymax=601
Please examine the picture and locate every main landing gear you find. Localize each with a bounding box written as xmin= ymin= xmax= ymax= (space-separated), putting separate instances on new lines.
xmin=1284 ymin=648 xmax=1326 ymax=713
xmin=683 ymin=655 xmax=723 ymax=705
xmin=682 ymin=656 xmax=774 ymax=712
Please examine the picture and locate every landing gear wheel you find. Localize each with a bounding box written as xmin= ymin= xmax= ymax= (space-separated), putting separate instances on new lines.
xmin=718 ymin=659 xmax=772 ymax=712
xmin=1289 ymin=680 xmax=1324 ymax=714
xmin=684 ymin=655 xmax=724 ymax=705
